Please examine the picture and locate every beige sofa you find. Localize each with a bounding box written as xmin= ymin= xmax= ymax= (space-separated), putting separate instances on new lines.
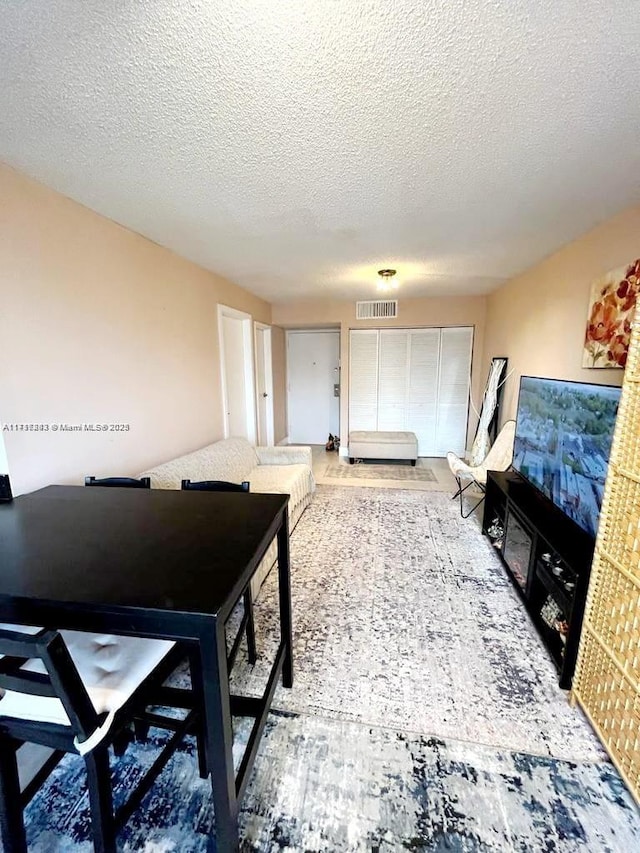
xmin=139 ymin=437 xmax=315 ymax=593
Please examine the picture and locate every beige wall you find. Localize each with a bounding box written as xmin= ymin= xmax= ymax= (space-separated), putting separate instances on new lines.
xmin=0 ymin=164 xmax=272 ymax=495
xmin=8 ymin=161 xmax=631 ymax=483
xmin=270 ymin=326 xmax=287 ymax=443
xmin=483 ymin=205 xmax=640 ymax=421
xmin=272 ymin=296 xmax=487 ymax=449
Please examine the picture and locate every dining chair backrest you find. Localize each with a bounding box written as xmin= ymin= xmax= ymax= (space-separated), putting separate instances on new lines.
xmin=85 ymin=476 xmax=151 ymax=489
xmin=181 ymin=479 xmax=250 ymax=492
xmin=0 ymin=627 xmax=98 ymax=742
xmin=179 ymin=478 xmax=256 ymax=670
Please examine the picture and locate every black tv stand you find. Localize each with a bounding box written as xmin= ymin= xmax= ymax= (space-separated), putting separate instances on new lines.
xmin=482 ymin=470 xmax=595 ymax=689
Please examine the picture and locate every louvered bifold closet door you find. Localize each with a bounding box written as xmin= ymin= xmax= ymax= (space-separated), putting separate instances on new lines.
xmin=377 ymin=330 xmax=410 ymax=430
xmin=349 ymin=330 xmax=379 ymax=431
xmin=435 ymin=327 xmax=473 ymax=456
xmin=407 ymin=329 xmax=441 ymax=455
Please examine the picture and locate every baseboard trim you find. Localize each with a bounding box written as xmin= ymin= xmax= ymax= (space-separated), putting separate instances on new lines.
xmin=339 ymin=445 xmax=349 ymax=458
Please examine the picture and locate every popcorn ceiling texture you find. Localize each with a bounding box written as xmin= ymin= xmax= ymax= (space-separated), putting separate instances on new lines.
xmin=0 ymin=1 xmax=638 ymax=301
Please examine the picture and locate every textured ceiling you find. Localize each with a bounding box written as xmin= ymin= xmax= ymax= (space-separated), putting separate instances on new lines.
xmin=1 ymin=1 xmax=639 ymax=302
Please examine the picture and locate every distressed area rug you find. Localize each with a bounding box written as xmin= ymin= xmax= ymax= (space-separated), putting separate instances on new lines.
xmin=324 ymin=461 xmax=437 ymax=481
xmin=20 ymin=712 xmax=639 ymax=852
xmin=234 ymin=487 xmax=605 ymax=763
xmin=11 ymin=486 xmax=640 ymax=851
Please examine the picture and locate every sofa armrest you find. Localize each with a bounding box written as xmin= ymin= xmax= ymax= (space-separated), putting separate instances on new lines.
xmin=255 ymin=446 xmax=313 ymax=468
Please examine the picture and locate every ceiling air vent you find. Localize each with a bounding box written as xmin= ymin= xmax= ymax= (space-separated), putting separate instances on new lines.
xmin=356 ymin=299 xmax=398 ymax=320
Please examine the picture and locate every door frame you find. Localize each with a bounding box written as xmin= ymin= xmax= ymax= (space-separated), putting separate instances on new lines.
xmin=254 ymin=322 xmax=275 ymax=446
xmin=217 ymin=304 xmax=257 ymax=443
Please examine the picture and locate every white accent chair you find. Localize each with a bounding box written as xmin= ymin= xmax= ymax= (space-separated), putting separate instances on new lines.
xmin=447 ymin=420 xmax=516 ymax=518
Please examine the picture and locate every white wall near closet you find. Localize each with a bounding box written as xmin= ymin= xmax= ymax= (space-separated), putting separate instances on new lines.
xmin=349 ymin=327 xmax=473 ymax=457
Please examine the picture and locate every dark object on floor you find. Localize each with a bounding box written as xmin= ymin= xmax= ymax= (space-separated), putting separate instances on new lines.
xmin=334 ymin=436 xmax=340 ymax=452
xmin=0 ymin=474 xmax=12 ymax=502
xmin=325 ymin=434 xmax=335 ymax=451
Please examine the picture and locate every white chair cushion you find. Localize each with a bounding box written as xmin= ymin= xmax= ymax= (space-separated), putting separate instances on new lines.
xmin=0 ymin=623 xmax=42 ymax=637
xmin=0 ymin=628 xmax=174 ymax=727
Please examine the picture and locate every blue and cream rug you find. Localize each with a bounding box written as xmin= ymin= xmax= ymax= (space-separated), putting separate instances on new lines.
xmin=233 ymin=487 xmax=606 ymax=762
xmin=22 ymin=713 xmax=638 ymax=852
xmin=12 ymin=487 xmax=640 ymax=851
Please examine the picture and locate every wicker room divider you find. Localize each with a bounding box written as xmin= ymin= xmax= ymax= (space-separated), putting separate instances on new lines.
xmin=573 ymin=308 xmax=640 ymax=803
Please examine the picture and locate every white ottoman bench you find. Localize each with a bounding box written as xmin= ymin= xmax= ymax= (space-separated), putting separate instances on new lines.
xmin=348 ymin=431 xmax=418 ymax=466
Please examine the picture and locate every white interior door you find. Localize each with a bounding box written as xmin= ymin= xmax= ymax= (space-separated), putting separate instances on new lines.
xmin=377 ymin=330 xmax=409 ymax=431
xmin=407 ymin=329 xmax=441 ymax=455
xmin=287 ymin=331 xmax=340 ymax=444
xmin=254 ymin=324 xmax=274 ymax=445
xmin=348 ymin=326 xmax=472 ymax=457
xmin=349 ymin=330 xmax=379 ymax=431
xmin=218 ymin=306 xmax=256 ymax=442
xmin=435 ymin=327 xmax=473 ymax=455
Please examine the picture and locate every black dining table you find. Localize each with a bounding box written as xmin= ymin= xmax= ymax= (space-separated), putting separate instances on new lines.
xmin=0 ymin=484 xmax=293 ymax=852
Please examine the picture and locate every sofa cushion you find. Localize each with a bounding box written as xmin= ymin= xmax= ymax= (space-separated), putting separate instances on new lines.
xmin=255 ymin=446 xmax=312 ymax=468
xmin=140 ymin=437 xmax=259 ymax=489
xmin=249 ymin=464 xmax=313 ymax=515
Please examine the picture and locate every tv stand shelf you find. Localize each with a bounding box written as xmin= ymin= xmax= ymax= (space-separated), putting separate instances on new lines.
xmin=482 ymin=470 xmax=595 ymax=689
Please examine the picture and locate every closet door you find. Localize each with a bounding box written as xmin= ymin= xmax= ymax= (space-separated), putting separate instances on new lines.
xmin=407 ymin=329 xmax=441 ymax=455
xmin=435 ymin=327 xmax=473 ymax=456
xmin=349 ymin=330 xmax=379 ymax=431
xmin=377 ymin=330 xmax=409 ymax=431
xmin=349 ymin=326 xmax=473 ymax=457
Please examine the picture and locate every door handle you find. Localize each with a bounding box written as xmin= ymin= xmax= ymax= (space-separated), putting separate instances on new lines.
xmin=262 ymin=392 xmax=268 ymax=398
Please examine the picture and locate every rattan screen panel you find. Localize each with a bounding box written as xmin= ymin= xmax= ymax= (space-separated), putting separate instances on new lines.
xmin=573 ymin=307 xmax=640 ymax=803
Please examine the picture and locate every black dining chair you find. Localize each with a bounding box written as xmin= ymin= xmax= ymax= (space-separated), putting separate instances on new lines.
xmin=181 ymin=479 xmax=249 ymax=493
xmin=181 ymin=479 xmax=257 ymax=667
xmin=85 ymin=476 xmax=151 ymax=489
xmin=85 ymin=474 xmax=207 ymax=763
xmin=0 ymin=625 xmax=203 ymax=853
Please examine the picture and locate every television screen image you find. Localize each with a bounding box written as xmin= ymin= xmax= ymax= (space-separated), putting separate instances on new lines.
xmin=513 ymin=377 xmax=621 ymax=537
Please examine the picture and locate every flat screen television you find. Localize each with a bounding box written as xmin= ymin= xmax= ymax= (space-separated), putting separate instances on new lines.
xmin=512 ymin=376 xmax=621 ymax=537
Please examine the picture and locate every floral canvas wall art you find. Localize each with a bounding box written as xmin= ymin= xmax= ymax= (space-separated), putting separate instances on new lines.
xmin=583 ymin=258 xmax=640 ymax=368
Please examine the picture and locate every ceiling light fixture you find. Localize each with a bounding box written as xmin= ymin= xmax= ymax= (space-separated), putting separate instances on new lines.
xmin=377 ymin=269 xmax=398 ymax=293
